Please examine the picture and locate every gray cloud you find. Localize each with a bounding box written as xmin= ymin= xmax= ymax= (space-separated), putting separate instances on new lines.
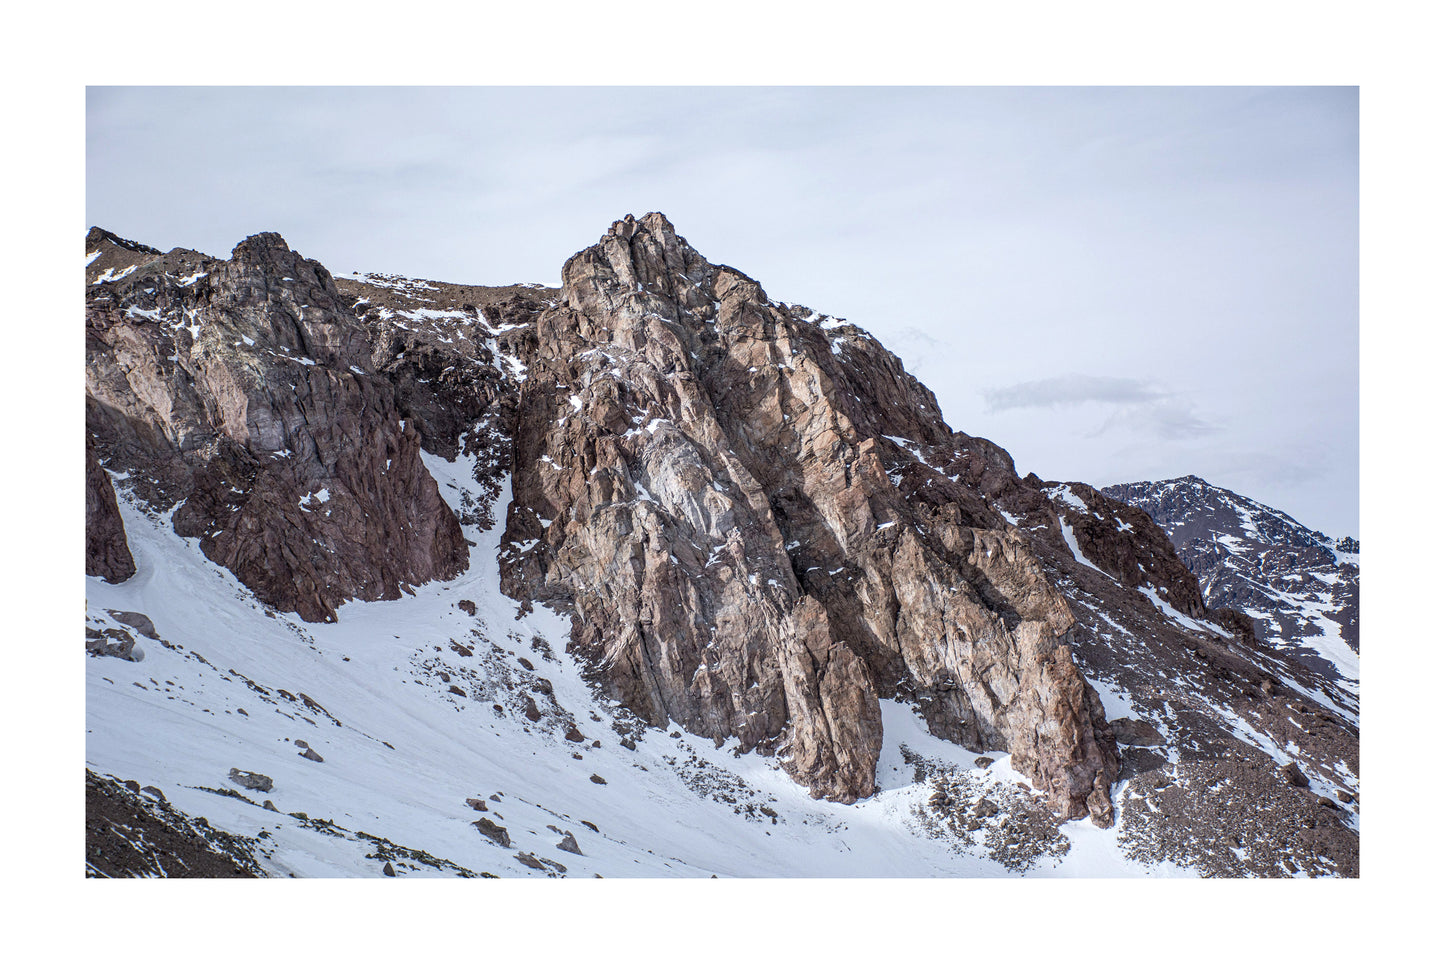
xmin=986 ymin=374 xmax=1220 ymax=442
xmin=983 ymin=374 xmax=1167 ymax=411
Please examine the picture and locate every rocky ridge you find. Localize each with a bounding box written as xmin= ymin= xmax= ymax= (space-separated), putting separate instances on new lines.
xmin=1104 ymin=476 xmax=1359 ymax=687
xmin=84 ymin=213 xmax=1360 ymax=873
xmin=85 ymin=231 xmax=473 ymax=621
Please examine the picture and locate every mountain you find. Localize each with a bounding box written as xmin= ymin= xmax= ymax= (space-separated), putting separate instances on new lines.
xmin=84 ymin=213 xmax=1359 ymax=877
xmin=1103 ymin=476 xmax=1358 ymax=696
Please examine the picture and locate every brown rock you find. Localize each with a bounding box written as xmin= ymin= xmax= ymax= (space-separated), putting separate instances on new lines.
xmin=86 ymin=435 xmax=135 ymax=583
xmin=85 ymin=232 xmax=468 ymax=623
xmin=473 ymin=817 xmax=510 ymax=848
xmin=498 ymin=213 xmax=1117 ymax=823
xmin=1280 ymin=762 xmax=1310 ymax=788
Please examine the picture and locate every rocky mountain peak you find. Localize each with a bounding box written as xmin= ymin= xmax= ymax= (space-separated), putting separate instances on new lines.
xmin=562 ymin=211 xmax=720 ymax=324
xmin=504 ymin=214 xmax=1126 ymax=822
xmin=86 ymin=225 xmax=161 ymax=256
xmin=231 ymin=230 xmax=292 ymax=258
xmin=86 ymin=215 xmax=1361 ymax=875
xmin=86 ymin=227 xmax=467 ymax=622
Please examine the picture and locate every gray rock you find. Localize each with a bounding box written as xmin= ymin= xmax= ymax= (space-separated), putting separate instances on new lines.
xmin=106 ymin=610 xmax=159 ymax=640
xmin=228 ymin=768 xmax=273 ymax=792
xmin=88 ymin=627 xmax=142 ymax=661
xmin=556 ymin=831 xmax=583 ymax=856
xmin=1109 ymin=718 xmax=1166 ymax=747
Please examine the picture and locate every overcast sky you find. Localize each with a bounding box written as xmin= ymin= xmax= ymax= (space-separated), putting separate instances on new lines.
xmin=87 ymin=87 xmax=1358 ymax=536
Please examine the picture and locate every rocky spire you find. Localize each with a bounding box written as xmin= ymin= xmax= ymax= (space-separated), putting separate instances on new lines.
xmin=501 ymin=212 xmax=1119 ymax=822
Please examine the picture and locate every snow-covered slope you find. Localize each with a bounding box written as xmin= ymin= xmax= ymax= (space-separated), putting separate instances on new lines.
xmin=87 ymin=453 xmax=1188 ymax=878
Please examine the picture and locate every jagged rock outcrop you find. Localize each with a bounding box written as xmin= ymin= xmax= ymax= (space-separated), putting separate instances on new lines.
xmin=500 ymin=213 xmax=1117 ymax=821
xmin=85 ymin=231 xmax=467 ymax=621
xmin=86 ymin=434 xmax=135 ymax=582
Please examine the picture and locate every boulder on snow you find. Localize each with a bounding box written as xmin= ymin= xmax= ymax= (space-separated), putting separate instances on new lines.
xmin=88 ymin=627 xmax=143 ymax=661
xmin=107 ymin=610 xmax=159 ymax=640
xmin=474 ymin=816 xmax=510 ymax=848
xmin=228 ymin=768 xmax=273 ymax=792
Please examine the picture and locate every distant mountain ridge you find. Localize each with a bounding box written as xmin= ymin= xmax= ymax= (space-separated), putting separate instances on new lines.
xmin=1103 ymin=475 xmax=1358 ymax=690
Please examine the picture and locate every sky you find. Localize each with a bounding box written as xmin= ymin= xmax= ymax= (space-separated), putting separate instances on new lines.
xmin=86 ymin=86 xmax=1359 ymax=536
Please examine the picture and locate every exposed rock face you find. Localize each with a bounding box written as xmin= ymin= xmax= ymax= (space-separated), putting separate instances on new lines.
xmin=500 ymin=213 xmax=1117 ymax=821
xmin=86 ymin=435 xmax=135 ymax=583
xmin=335 ymin=271 xmax=551 ymax=525
xmin=1104 ymin=476 xmax=1359 ymax=680
xmin=82 ymin=214 xmax=1360 ymax=868
xmin=85 ymin=231 xmax=468 ymax=621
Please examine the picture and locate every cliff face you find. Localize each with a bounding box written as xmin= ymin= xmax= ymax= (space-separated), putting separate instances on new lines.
xmin=85 ymin=434 xmax=135 ymax=583
xmin=85 ymin=232 xmax=467 ymax=622
xmin=498 ymin=214 xmax=1117 ymax=821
